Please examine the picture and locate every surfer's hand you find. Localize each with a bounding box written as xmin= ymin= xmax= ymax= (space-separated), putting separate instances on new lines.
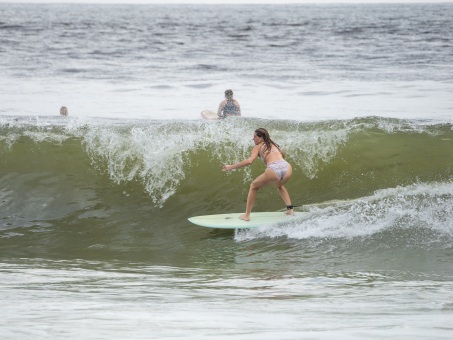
xmin=222 ymin=164 xmax=232 ymax=172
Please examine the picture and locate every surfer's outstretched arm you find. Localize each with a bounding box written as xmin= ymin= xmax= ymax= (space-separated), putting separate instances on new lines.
xmin=222 ymin=143 xmax=260 ymax=171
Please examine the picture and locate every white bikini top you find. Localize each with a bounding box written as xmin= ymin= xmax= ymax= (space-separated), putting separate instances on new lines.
xmin=259 ymin=144 xmax=280 ymax=162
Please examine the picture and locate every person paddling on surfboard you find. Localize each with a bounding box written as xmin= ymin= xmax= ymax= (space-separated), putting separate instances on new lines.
xmin=217 ymin=89 xmax=241 ymax=119
xmin=222 ymin=128 xmax=294 ymax=221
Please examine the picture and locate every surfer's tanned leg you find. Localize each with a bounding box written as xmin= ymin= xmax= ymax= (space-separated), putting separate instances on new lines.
xmin=278 ymin=186 xmax=294 ymax=216
xmin=239 ymin=185 xmax=258 ymax=221
xmin=240 ymin=168 xmax=292 ymax=221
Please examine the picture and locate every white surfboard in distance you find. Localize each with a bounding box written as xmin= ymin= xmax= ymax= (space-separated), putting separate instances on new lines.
xmin=201 ymin=110 xmax=219 ymax=120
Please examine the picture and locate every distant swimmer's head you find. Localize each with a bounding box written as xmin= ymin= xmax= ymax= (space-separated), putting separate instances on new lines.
xmin=224 ymin=89 xmax=233 ymax=99
xmin=60 ymin=106 xmax=68 ymax=116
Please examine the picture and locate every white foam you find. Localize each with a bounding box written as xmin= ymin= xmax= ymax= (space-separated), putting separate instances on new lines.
xmin=236 ymin=182 xmax=453 ymax=241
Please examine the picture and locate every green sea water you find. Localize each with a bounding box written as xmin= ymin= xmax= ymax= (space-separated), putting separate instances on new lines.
xmin=1 ymin=116 xmax=453 ymax=339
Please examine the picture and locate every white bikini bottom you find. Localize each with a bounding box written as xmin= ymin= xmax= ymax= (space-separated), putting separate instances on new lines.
xmin=267 ymin=160 xmax=289 ymax=180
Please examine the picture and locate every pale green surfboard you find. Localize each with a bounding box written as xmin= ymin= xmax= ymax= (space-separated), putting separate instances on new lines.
xmin=188 ymin=212 xmax=298 ymax=229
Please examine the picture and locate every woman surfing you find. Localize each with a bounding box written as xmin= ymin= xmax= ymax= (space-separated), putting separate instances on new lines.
xmin=222 ymin=128 xmax=294 ymax=221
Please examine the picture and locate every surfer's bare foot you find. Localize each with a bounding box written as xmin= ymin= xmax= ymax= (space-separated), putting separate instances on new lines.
xmin=239 ymin=214 xmax=250 ymax=221
xmin=285 ymin=209 xmax=295 ymax=216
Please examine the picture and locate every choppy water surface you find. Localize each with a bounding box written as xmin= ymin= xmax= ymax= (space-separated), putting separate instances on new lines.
xmin=1 ymin=3 xmax=453 ymax=339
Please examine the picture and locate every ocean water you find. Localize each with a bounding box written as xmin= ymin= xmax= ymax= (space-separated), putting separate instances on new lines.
xmin=1 ymin=3 xmax=453 ymax=339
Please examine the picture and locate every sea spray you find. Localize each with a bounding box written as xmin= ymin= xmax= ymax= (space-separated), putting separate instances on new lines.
xmin=236 ymin=182 xmax=453 ymax=242
xmin=1 ymin=116 xmax=452 ymax=209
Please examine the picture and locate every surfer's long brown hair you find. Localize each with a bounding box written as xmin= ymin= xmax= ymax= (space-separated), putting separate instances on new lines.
xmin=255 ymin=128 xmax=285 ymax=158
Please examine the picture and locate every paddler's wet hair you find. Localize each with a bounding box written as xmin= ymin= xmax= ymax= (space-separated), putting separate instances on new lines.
xmin=255 ymin=128 xmax=285 ymax=158
xmin=225 ymin=89 xmax=233 ymax=99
